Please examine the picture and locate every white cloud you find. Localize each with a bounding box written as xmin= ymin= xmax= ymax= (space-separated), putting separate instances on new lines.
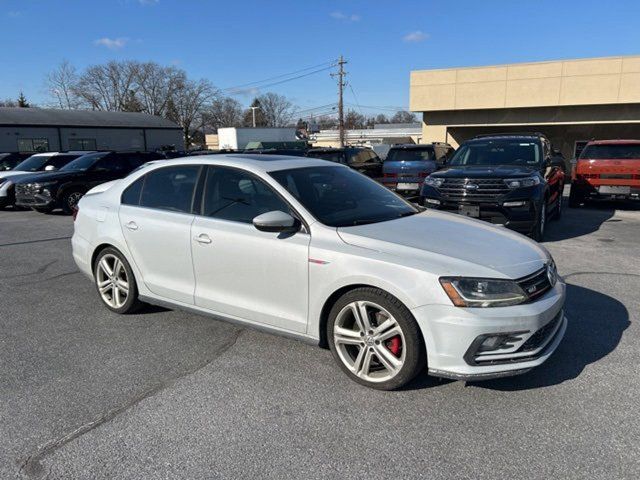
xmin=94 ymin=37 xmax=129 ymax=50
xmin=403 ymin=30 xmax=429 ymax=43
xmin=138 ymin=0 xmax=159 ymax=5
xmin=330 ymin=11 xmax=360 ymax=22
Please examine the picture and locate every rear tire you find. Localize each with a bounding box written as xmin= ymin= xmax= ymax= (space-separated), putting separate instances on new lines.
xmin=93 ymin=248 xmax=144 ymax=314
xmin=327 ymin=287 xmax=426 ymax=390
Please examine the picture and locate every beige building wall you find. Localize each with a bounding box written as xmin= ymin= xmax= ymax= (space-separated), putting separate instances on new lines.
xmin=410 ymin=55 xmax=640 ymax=157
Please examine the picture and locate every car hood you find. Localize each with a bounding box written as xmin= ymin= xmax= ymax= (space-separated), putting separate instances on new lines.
xmin=337 ymin=211 xmax=548 ymax=279
xmin=0 ymin=171 xmax=35 ymax=182
xmin=433 ymin=165 xmax=539 ymax=178
xmin=13 ymin=170 xmax=80 ymax=184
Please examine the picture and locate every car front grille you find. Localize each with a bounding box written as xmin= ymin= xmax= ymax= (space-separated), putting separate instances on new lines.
xmin=437 ymin=178 xmax=511 ymax=201
xmin=519 ymin=311 xmax=563 ymax=352
xmin=517 ymin=267 xmax=552 ymax=301
xmin=15 ymin=184 xmax=38 ymax=197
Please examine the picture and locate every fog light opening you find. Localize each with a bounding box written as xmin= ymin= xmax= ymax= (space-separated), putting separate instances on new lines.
xmin=477 ymin=333 xmax=526 ymax=353
xmin=503 ymin=201 xmax=526 ymax=207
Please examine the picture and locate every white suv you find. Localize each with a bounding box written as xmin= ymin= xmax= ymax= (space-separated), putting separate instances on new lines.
xmin=72 ymin=154 xmax=566 ymax=390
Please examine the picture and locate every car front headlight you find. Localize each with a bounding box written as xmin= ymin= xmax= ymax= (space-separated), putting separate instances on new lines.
xmin=504 ymin=176 xmax=540 ymax=189
xmin=423 ymin=176 xmax=444 ymax=188
xmin=33 ymin=181 xmax=57 ymax=191
xmin=440 ymin=277 xmax=528 ymax=307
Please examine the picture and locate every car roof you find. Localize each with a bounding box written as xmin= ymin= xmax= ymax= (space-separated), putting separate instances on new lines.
xmin=586 ymin=139 xmax=640 ymax=145
xmin=389 ymin=144 xmax=436 ymax=149
xmin=307 ymin=147 xmax=364 ymax=152
xmin=466 ymin=135 xmax=542 ymax=143
xmin=141 ymin=153 xmax=338 ymax=174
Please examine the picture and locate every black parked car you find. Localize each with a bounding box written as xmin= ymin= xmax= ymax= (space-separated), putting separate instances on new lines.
xmin=306 ymin=147 xmax=382 ymax=179
xmin=0 ymin=152 xmax=32 ymax=171
xmin=419 ymin=133 xmax=566 ymax=241
xmin=14 ymin=151 xmax=164 ymax=214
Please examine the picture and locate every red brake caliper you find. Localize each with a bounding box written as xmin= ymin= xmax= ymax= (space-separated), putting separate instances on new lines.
xmin=386 ymin=336 xmax=402 ymax=357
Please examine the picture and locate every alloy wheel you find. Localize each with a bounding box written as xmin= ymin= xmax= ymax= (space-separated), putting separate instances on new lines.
xmin=67 ymin=192 xmax=83 ymax=209
xmin=96 ymin=254 xmax=129 ymax=309
xmin=333 ymin=301 xmax=406 ymax=383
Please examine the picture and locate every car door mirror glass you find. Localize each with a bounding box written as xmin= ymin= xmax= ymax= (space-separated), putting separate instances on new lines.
xmin=253 ymin=210 xmax=299 ymax=233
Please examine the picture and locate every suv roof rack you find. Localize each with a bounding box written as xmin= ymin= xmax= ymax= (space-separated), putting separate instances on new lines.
xmin=472 ymin=132 xmax=547 ymax=139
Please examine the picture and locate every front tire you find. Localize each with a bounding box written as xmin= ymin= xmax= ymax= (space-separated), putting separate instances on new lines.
xmin=327 ymin=287 xmax=425 ymax=390
xmin=61 ymin=189 xmax=85 ymax=214
xmin=531 ymin=202 xmax=546 ymax=242
xmin=93 ymin=248 xmax=143 ymax=314
xmin=33 ymin=206 xmax=53 ymax=214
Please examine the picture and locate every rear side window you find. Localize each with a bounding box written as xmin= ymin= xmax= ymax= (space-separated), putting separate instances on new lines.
xmin=580 ymin=144 xmax=640 ymax=160
xmin=121 ymin=177 xmax=144 ymax=206
xmin=137 ymin=166 xmax=200 ymax=213
xmin=201 ymin=166 xmax=290 ymax=223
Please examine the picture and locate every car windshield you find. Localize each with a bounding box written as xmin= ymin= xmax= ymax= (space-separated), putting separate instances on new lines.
xmin=306 ymin=151 xmax=346 ymax=164
xmin=270 ymin=165 xmax=418 ymax=228
xmin=13 ymin=155 xmax=50 ymax=172
xmin=448 ymin=140 xmax=541 ymax=167
xmin=385 ymin=148 xmax=435 ymax=162
xmin=580 ymin=144 xmax=640 ymax=160
xmin=60 ymin=152 xmax=110 ymax=171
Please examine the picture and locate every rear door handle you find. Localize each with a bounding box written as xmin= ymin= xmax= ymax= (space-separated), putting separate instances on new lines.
xmin=125 ymin=221 xmax=138 ymax=231
xmin=194 ymin=233 xmax=212 ymax=244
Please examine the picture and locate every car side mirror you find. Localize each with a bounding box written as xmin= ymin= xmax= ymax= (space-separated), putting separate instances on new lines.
xmin=44 ymin=165 xmax=57 ymax=171
xmin=253 ymin=210 xmax=300 ymax=233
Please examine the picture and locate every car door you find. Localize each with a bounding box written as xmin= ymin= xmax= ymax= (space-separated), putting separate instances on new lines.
xmin=191 ymin=165 xmax=310 ymax=333
xmin=119 ymin=164 xmax=201 ymax=304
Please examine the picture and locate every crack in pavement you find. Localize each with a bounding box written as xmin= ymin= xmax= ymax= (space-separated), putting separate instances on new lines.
xmin=564 ymin=271 xmax=640 ymax=280
xmin=0 ymin=261 xmax=58 ymax=280
xmin=15 ymin=271 xmax=80 ymax=286
xmin=16 ymin=328 xmax=245 ymax=479
xmin=0 ymin=236 xmax=71 ymax=248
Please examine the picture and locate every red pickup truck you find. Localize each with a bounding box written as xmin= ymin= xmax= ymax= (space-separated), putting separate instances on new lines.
xmin=569 ymin=139 xmax=640 ymax=206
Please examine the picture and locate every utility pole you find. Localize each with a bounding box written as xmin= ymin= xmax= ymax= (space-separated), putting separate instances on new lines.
xmin=332 ymin=56 xmax=347 ymax=147
xmin=250 ymin=106 xmax=259 ymax=128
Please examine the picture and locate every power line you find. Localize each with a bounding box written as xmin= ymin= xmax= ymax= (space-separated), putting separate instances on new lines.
xmin=347 ymin=83 xmax=364 ymax=118
xmin=223 ymin=61 xmax=335 ymax=92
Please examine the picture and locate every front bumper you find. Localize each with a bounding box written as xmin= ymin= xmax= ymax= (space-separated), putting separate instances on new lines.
xmin=420 ymin=197 xmax=538 ymax=234
xmin=411 ymin=279 xmax=566 ymax=381
xmin=15 ymin=193 xmax=55 ymax=208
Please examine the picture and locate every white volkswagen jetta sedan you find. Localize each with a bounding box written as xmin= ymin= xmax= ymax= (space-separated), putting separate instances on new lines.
xmin=72 ymin=154 xmax=566 ymax=390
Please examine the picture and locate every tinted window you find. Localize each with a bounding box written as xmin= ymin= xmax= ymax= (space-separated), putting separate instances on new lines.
xmin=121 ymin=177 xmax=144 ymax=206
xmin=307 ymin=151 xmax=346 ymax=164
xmin=14 ymin=154 xmax=50 ymax=172
xmin=201 ymin=166 xmax=291 ymax=223
xmin=580 ymin=144 xmax=640 ymax=160
xmin=94 ymin=155 xmax=129 ymax=172
xmin=385 ymin=148 xmax=435 ymax=162
xmin=60 ymin=152 xmax=110 ymax=171
xmin=139 ymin=166 xmax=200 ymax=213
xmin=47 ymin=154 xmax=81 ymax=169
xmin=448 ymin=140 xmax=541 ymax=167
xmin=270 ymin=166 xmax=417 ymax=228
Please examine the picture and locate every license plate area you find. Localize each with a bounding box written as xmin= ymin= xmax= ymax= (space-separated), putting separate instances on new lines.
xmin=397 ymin=182 xmax=419 ymax=190
xmin=459 ymin=204 xmax=480 ymax=217
xmin=599 ymin=185 xmax=630 ymax=194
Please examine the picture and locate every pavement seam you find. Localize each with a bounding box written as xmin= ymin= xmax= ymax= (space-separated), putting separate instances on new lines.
xmin=564 ymin=271 xmax=640 ymax=279
xmin=16 ymin=328 xmax=245 ymax=479
xmin=0 ymin=236 xmax=72 ymax=248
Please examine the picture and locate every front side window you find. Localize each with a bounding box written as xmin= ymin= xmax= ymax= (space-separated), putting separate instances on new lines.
xmin=137 ymin=165 xmax=200 ymax=213
xmin=201 ymin=166 xmax=291 ymax=223
xmin=580 ymin=144 xmax=640 ymax=160
xmin=270 ymin=166 xmax=417 ymax=227
xmin=14 ymin=154 xmax=50 ymax=172
xmin=448 ymin=140 xmax=541 ymax=167
xmin=47 ymin=154 xmax=82 ymax=169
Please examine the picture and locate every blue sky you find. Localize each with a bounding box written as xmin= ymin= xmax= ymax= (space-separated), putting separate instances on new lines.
xmin=1 ymin=0 xmax=640 ymax=116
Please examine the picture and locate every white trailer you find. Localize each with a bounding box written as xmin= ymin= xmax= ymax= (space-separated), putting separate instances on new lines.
xmin=217 ymin=127 xmax=297 ymax=150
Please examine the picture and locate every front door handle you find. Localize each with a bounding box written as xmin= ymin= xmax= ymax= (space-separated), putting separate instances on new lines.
xmin=125 ymin=221 xmax=138 ymax=231
xmin=194 ymin=233 xmax=212 ymax=244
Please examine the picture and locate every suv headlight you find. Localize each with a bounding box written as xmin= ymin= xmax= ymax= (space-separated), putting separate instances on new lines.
xmin=423 ymin=176 xmax=444 ymax=188
xmin=33 ymin=181 xmax=56 ymax=191
xmin=440 ymin=277 xmax=528 ymax=307
xmin=504 ymin=176 xmax=540 ymax=189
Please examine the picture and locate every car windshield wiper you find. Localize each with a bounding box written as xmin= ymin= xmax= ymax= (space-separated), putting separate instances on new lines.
xmin=398 ymin=211 xmax=418 ymax=218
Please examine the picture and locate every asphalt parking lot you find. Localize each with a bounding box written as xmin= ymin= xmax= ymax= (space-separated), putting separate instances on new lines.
xmin=1 ymin=197 xmax=639 ymax=480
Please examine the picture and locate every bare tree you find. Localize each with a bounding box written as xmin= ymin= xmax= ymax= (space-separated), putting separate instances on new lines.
xmin=256 ymin=92 xmax=294 ymax=127
xmin=46 ymin=60 xmax=80 ymax=109
xmin=0 ymin=99 xmax=17 ymax=107
xmin=167 ymin=78 xmax=217 ymax=148
xmin=345 ymin=109 xmax=366 ymax=129
xmin=390 ymin=110 xmax=417 ymax=124
xmin=204 ymin=96 xmax=243 ymax=131
xmin=134 ymin=62 xmax=186 ymax=116
xmin=74 ymin=60 xmax=138 ymax=111
xmin=242 ymin=98 xmax=267 ymax=127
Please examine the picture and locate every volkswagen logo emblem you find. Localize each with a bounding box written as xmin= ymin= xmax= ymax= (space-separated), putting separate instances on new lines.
xmin=546 ymin=261 xmax=557 ymax=287
xmin=464 ymin=183 xmax=479 ymax=191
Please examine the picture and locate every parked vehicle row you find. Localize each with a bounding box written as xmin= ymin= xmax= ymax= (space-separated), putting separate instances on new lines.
xmin=72 ymin=154 xmax=566 ymax=390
